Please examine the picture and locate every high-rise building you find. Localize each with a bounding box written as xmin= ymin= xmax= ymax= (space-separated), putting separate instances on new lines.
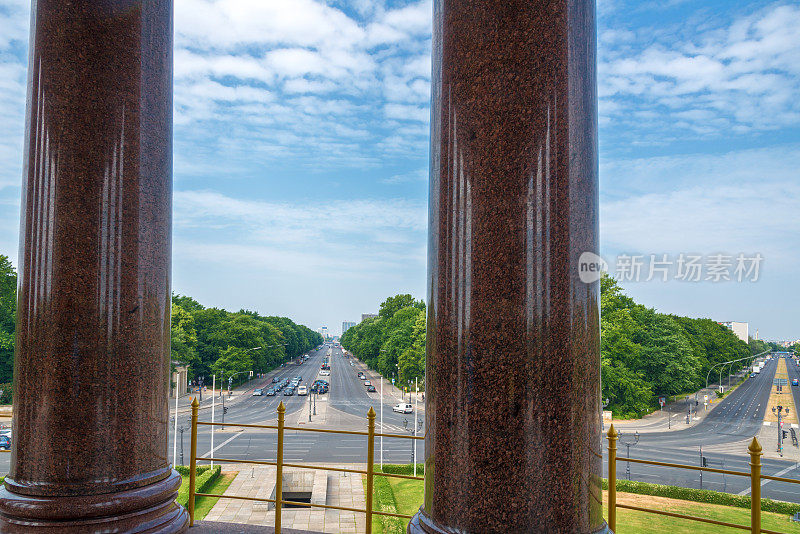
xmin=318 ymin=326 xmax=329 ymax=339
xmin=719 ymin=321 xmax=749 ymax=343
xmin=342 ymin=321 xmax=356 ymax=335
xmin=361 ymin=313 xmax=378 ymax=322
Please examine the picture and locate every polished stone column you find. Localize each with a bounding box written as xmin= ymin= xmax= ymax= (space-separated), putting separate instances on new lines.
xmin=0 ymin=1 xmax=187 ymax=531
xmin=409 ymin=0 xmax=604 ymax=533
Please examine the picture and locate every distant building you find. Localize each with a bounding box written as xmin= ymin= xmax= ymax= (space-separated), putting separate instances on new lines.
xmin=361 ymin=313 xmax=378 ymax=322
xmin=318 ymin=326 xmax=329 ymax=339
xmin=342 ymin=321 xmax=356 ymax=335
xmin=719 ymin=321 xmax=749 ymax=343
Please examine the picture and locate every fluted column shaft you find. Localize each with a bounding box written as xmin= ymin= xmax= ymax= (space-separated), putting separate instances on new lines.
xmin=0 ymin=1 xmax=187 ymax=531
xmin=410 ymin=1 xmax=605 ymax=532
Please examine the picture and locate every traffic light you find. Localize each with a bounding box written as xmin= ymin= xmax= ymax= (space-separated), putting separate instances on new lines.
xmin=223 ymin=407 xmax=228 ymax=414
xmin=782 ymin=430 xmax=789 ymax=440
xmin=701 ymin=457 xmax=707 ymax=467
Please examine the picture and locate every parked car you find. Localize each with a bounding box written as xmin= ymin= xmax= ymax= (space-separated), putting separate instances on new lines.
xmin=266 ymin=389 xmax=276 ymax=396
xmin=252 ymin=388 xmax=263 ymax=396
xmin=367 ymin=385 xmax=376 ymax=392
xmin=393 ymin=403 xmax=413 ymax=414
xmin=297 ymin=386 xmax=308 ymax=396
xmin=0 ymin=435 xmax=9 ymax=450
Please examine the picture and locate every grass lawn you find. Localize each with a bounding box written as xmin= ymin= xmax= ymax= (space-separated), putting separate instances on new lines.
xmin=367 ymin=477 xmax=800 ymax=533
xmin=193 ymin=472 xmax=237 ymax=520
xmin=606 ymin=491 xmax=800 ymax=533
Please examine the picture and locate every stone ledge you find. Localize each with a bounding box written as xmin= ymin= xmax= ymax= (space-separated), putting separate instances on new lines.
xmin=191 ymin=521 xmax=321 ymax=533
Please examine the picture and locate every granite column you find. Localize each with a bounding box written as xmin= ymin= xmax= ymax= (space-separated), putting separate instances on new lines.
xmin=0 ymin=1 xmax=187 ymax=531
xmin=409 ymin=0 xmax=605 ymax=532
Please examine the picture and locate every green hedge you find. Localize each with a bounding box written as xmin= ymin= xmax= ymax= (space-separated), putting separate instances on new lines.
xmin=602 ymin=478 xmax=800 ymax=515
xmin=0 ymin=383 xmax=11 ymax=404
xmin=176 ymin=465 xmax=221 ymax=507
xmin=379 ymin=464 xmax=425 ymax=476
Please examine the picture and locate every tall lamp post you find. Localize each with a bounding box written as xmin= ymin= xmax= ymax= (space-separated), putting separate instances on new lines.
xmin=772 ymin=405 xmax=790 ymax=456
xmin=618 ymin=431 xmax=640 ymax=481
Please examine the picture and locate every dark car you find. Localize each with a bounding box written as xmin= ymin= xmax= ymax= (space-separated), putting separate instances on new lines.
xmin=284 ymin=388 xmax=294 ymax=396
xmin=272 ymin=377 xmax=279 ymax=383
xmin=0 ymin=436 xmax=9 ymax=450
xmin=266 ymin=389 xmax=276 ymax=396
xmin=367 ymin=385 xmax=376 ymax=392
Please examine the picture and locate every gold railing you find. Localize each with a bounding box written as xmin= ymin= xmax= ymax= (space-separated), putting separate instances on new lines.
xmin=186 ymin=397 xmax=424 ymax=533
xmin=607 ymin=424 xmax=800 ymax=534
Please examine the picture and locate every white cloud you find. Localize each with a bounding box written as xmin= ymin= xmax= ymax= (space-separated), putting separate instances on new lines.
xmin=600 ymin=2 xmax=800 ymax=138
xmin=601 ymin=146 xmax=800 ymax=269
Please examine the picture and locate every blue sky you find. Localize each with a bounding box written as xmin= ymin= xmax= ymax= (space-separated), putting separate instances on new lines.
xmin=0 ymin=0 xmax=798 ymax=339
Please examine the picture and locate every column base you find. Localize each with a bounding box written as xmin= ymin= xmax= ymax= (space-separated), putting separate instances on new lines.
xmin=0 ymin=469 xmax=188 ymax=533
xmin=408 ymin=507 xmax=614 ymax=534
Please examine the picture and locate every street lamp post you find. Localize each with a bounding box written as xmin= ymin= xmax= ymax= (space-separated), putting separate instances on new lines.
xmin=404 ymin=417 xmax=424 ymax=467
xmin=618 ymin=431 xmax=640 ymax=481
xmin=772 ymin=405 xmax=790 ymax=455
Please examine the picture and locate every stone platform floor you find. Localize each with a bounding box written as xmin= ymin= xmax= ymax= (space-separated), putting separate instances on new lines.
xmin=203 ymin=464 xmax=366 ymax=533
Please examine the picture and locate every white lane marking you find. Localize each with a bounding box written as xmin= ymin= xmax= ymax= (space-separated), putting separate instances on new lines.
xmin=738 ymin=463 xmax=799 ymax=495
xmin=201 ymin=432 xmax=241 ymax=458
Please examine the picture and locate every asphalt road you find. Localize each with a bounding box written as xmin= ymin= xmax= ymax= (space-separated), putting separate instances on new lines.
xmin=167 ymin=344 xmax=424 ymax=467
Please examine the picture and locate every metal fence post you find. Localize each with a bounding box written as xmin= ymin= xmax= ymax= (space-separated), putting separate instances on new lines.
xmin=188 ymin=397 xmax=199 ymax=526
xmin=749 ymin=437 xmax=762 ymax=534
xmin=276 ymin=401 xmax=285 ymax=534
xmin=608 ymin=424 xmax=617 ymax=533
xmin=366 ymin=406 xmax=376 ymax=534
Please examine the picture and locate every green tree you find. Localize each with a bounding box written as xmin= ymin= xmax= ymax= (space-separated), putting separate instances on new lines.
xmin=171 ymin=303 xmax=199 ymax=375
xmin=379 ymin=294 xmax=424 ymax=320
xmin=0 ymin=256 xmax=17 ymax=383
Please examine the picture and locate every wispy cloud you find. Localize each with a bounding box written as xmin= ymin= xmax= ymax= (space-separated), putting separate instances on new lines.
xmin=600 ymin=3 xmax=800 ymax=145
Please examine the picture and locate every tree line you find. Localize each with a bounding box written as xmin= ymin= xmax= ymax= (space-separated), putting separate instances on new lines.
xmin=0 ymin=253 xmax=789 ymax=411
xmin=340 ymin=294 xmax=426 ymax=390
xmin=171 ymin=295 xmax=322 ymax=387
xmin=341 ymin=280 xmax=782 ymax=418
xmin=601 ymin=274 xmax=780 ymax=417
xmin=0 ymin=253 xmax=322 ymax=400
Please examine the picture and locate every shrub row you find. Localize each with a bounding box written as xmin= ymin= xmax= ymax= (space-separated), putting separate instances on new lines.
xmin=176 ymin=465 xmax=221 ymax=507
xmin=379 ymin=464 xmax=425 ymax=476
xmin=0 ymin=383 xmax=11 ymax=405
xmin=602 ymin=478 xmax=800 ymax=515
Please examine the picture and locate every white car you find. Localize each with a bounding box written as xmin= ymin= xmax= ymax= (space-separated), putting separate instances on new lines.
xmin=297 ymin=386 xmax=307 ymax=396
xmin=393 ymin=403 xmax=413 ymax=414
xmin=364 ymin=380 xmax=371 ymax=387
xmin=252 ymin=388 xmax=263 ymax=396
xmin=320 ymin=369 xmax=330 ymax=376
